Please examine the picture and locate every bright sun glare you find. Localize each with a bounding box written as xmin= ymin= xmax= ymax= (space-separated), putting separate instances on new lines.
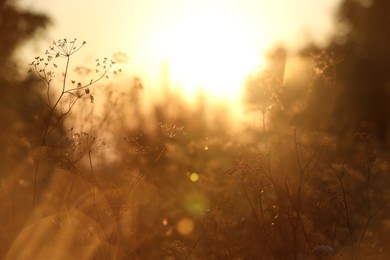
xmin=151 ymin=5 xmax=265 ymax=102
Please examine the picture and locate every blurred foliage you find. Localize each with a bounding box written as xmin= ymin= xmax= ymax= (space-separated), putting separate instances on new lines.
xmin=0 ymin=0 xmax=51 ymax=141
xmin=0 ymin=0 xmax=56 ymax=258
xmin=0 ymin=0 xmax=50 ymax=72
xmin=300 ymin=0 xmax=390 ymax=142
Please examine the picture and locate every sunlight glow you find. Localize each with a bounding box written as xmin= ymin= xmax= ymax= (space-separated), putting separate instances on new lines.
xmin=22 ymin=0 xmax=342 ymax=106
xmin=152 ymin=5 xmax=265 ymax=102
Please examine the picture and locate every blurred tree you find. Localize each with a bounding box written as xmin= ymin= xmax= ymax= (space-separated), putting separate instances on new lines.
xmin=330 ymin=0 xmax=390 ymax=141
xmin=243 ymin=47 xmax=286 ymax=132
xmin=0 ymin=0 xmax=49 ymax=70
xmin=0 ymin=0 xmax=50 ymax=149
xmin=0 ymin=1 xmax=51 ymax=258
xmin=310 ymin=0 xmax=390 ymax=142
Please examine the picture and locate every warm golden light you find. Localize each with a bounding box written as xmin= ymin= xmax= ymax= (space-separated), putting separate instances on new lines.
xmin=150 ymin=5 xmax=265 ymax=102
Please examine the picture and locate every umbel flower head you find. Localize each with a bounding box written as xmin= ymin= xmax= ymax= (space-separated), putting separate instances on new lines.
xmin=28 ymin=38 xmax=121 ymax=108
xmin=28 ymin=38 xmax=86 ymax=82
xmin=159 ymin=122 xmax=184 ymax=139
xmin=48 ymin=38 xmax=86 ymax=57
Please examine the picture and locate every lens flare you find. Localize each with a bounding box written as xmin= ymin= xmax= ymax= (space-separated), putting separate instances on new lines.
xmin=189 ymin=172 xmax=199 ymax=182
xmin=177 ymin=218 xmax=195 ymax=236
xmin=182 ymin=192 xmax=208 ymax=215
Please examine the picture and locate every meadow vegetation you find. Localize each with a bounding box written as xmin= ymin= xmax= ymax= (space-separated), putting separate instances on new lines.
xmin=2 ymin=40 xmax=389 ymax=260
xmin=1 ymin=0 xmax=390 ymax=259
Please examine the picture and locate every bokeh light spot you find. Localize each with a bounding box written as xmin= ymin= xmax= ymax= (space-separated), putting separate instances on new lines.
xmin=176 ymin=218 xmax=195 ymax=236
xmin=189 ymin=172 xmax=199 ymax=182
xmin=112 ymin=51 xmax=130 ymax=64
xmin=182 ymin=192 xmax=209 ymax=215
xmin=162 ymin=218 xmax=168 ymax=226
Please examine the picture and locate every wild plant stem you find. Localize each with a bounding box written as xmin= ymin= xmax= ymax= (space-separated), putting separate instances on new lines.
xmin=293 ymin=128 xmax=304 ymax=260
xmin=338 ymin=169 xmax=354 ymax=252
xmin=122 ymin=146 xmax=166 ymax=206
xmin=88 ymin=150 xmax=104 ymax=229
xmin=358 ymin=159 xmax=375 ymax=254
xmin=32 ymin=55 xmax=70 ymax=214
xmin=317 ymin=151 xmax=354 ymax=257
xmin=185 ymin=228 xmax=205 ymax=260
xmin=241 ymin=177 xmax=261 ymax=229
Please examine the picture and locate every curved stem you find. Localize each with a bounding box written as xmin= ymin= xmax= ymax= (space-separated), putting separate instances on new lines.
xmin=122 ymin=146 xmax=166 ymax=206
xmin=293 ymin=128 xmax=303 ymax=260
xmin=89 ymin=150 xmax=104 ymax=228
xmin=33 ymin=55 xmax=70 ymax=214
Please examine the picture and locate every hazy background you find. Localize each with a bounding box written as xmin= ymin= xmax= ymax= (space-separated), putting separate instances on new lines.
xmin=2 ymin=0 xmax=390 ymax=259
xmin=16 ymin=0 xmax=341 ymax=102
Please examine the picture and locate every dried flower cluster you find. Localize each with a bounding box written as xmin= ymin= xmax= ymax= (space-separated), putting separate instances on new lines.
xmin=159 ymin=122 xmax=184 ymax=139
xmin=28 ymin=38 xmax=121 ymax=107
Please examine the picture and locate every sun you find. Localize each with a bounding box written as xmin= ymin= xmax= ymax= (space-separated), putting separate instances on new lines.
xmin=152 ymin=5 xmax=266 ymax=102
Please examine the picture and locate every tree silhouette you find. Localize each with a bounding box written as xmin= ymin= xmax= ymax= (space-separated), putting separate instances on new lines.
xmin=0 ymin=0 xmax=49 ymax=68
xmin=328 ymin=0 xmax=390 ymax=141
xmin=0 ymin=0 xmax=51 ymax=146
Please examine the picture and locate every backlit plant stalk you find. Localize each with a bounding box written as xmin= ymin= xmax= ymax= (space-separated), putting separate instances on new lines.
xmin=29 ymin=38 xmax=118 ymax=213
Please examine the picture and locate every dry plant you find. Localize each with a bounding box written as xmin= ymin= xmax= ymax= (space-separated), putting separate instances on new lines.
xmin=28 ymin=38 xmax=120 ymax=213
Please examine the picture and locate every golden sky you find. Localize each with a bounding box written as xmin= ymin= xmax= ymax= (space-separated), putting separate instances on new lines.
xmin=20 ymin=0 xmax=341 ymax=101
